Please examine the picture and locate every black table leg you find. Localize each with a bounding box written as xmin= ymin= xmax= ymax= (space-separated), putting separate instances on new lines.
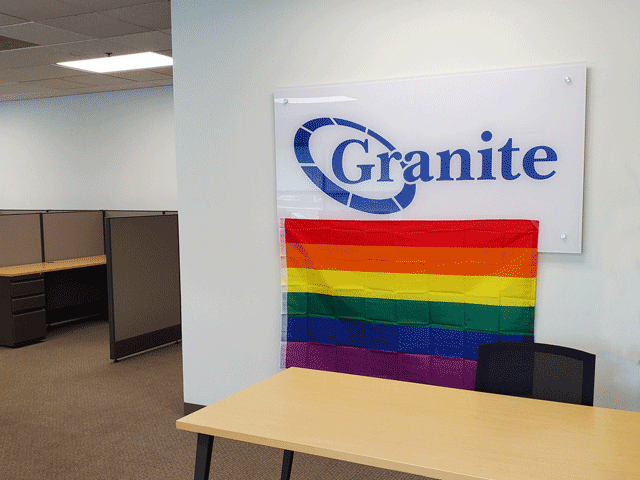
xmin=194 ymin=433 xmax=214 ymax=480
xmin=281 ymin=450 xmax=294 ymax=480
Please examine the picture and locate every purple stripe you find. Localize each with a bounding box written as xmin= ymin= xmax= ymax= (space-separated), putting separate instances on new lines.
xmin=285 ymin=341 xmax=478 ymax=390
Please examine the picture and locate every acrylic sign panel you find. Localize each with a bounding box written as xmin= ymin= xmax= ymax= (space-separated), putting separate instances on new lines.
xmin=275 ymin=63 xmax=586 ymax=253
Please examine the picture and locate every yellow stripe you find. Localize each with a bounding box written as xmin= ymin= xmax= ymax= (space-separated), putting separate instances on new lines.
xmin=286 ymin=268 xmax=536 ymax=307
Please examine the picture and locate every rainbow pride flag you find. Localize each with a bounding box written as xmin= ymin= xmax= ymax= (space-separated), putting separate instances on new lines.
xmin=281 ymin=219 xmax=538 ymax=389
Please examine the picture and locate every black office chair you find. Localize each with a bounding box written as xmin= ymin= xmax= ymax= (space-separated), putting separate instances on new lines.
xmin=474 ymin=342 xmax=596 ymax=406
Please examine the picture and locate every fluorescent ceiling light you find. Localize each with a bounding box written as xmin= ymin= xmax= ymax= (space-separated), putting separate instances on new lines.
xmin=57 ymin=52 xmax=172 ymax=74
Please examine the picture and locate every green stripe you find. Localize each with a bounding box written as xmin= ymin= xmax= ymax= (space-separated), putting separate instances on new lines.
xmin=287 ymin=292 xmax=534 ymax=335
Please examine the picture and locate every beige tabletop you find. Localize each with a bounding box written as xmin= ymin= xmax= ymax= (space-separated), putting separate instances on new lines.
xmin=0 ymin=255 xmax=107 ymax=277
xmin=176 ymin=367 xmax=640 ymax=480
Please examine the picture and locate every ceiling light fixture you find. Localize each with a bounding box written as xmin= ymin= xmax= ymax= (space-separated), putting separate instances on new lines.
xmin=57 ymin=52 xmax=173 ymax=73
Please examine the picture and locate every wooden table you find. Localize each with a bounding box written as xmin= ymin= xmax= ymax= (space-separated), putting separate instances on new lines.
xmin=0 ymin=256 xmax=108 ymax=346
xmin=0 ymin=255 xmax=106 ymax=276
xmin=176 ymin=367 xmax=640 ymax=480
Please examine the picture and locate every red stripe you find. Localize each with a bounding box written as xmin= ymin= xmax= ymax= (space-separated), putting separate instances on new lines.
xmin=285 ymin=219 xmax=539 ymax=248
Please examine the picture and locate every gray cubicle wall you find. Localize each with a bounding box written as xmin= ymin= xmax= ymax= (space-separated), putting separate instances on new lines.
xmin=41 ymin=211 xmax=108 ymax=325
xmin=42 ymin=211 xmax=104 ymax=261
xmin=0 ymin=214 xmax=43 ymax=267
xmin=104 ymin=210 xmax=165 ymax=218
xmin=105 ymin=214 xmax=181 ymax=360
xmin=0 ymin=210 xmax=47 ymax=215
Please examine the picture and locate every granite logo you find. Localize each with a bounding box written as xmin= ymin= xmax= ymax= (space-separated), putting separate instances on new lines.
xmin=294 ymin=117 xmax=558 ymax=214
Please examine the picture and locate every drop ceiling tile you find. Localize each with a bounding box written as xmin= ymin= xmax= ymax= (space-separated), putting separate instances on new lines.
xmin=64 ymin=73 xmax=136 ymax=86
xmin=131 ymin=78 xmax=172 ymax=88
xmin=43 ymin=12 xmax=149 ymax=38
xmin=102 ymin=1 xmax=171 ymax=30
xmin=0 ymin=81 xmax=173 ymax=102
xmin=149 ymin=66 xmax=172 ymax=77
xmin=0 ymin=71 xmax=17 ymax=84
xmin=0 ymin=64 xmax=81 ymax=83
xmin=59 ymin=85 xmax=104 ymax=94
xmin=0 ymin=22 xmax=91 ymax=46
xmin=0 ymin=45 xmax=62 ymax=69
xmin=45 ymin=85 xmax=117 ymax=98
xmin=0 ymin=0 xmax=93 ymax=22
xmin=108 ymin=31 xmax=172 ymax=51
xmin=0 ymin=93 xmax=32 ymax=102
xmin=99 ymin=78 xmax=172 ymax=91
xmin=0 ymin=35 xmax=38 ymax=50
xmin=111 ymin=78 xmax=173 ymax=91
xmin=0 ymin=82 xmax=55 ymax=95
xmin=109 ymin=69 xmax=170 ymax=81
xmin=59 ymin=0 xmax=156 ymax=11
xmin=25 ymin=90 xmax=71 ymax=100
xmin=48 ymin=38 xmax=141 ymax=61
xmin=0 ymin=13 xmax=26 ymax=27
xmin=52 ymin=85 xmax=109 ymax=96
xmin=22 ymin=77 xmax=90 ymax=90
xmin=0 ymin=87 xmax=92 ymax=102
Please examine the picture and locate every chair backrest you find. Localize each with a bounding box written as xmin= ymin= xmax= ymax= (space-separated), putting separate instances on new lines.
xmin=474 ymin=342 xmax=596 ymax=406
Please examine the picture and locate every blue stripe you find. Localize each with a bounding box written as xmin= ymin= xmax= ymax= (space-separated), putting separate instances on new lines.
xmin=349 ymin=194 xmax=400 ymax=214
xmin=394 ymin=183 xmax=416 ymax=209
xmin=303 ymin=117 xmax=333 ymax=131
xmin=367 ymin=129 xmax=395 ymax=151
xmin=287 ymin=316 xmax=533 ymax=360
xmin=294 ymin=128 xmax=314 ymax=163
xmin=334 ymin=118 xmax=366 ymax=132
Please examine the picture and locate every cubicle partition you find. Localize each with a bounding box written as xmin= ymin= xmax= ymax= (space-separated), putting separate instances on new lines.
xmin=105 ymin=215 xmax=181 ymax=360
xmin=42 ymin=211 xmax=104 ymax=261
xmin=0 ymin=210 xmax=106 ymax=344
xmin=40 ymin=211 xmax=108 ymax=325
xmin=0 ymin=213 xmax=47 ymax=345
xmin=0 ymin=210 xmax=180 ymax=348
xmin=0 ymin=210 xmax=48 ymax=215
xmin=105 ymin=210 xmax=164 ymax=218
xmin=0 ymin=213 xmax=43 ymax=267
xmin=104 ymin=210 xmax=178 ymax=218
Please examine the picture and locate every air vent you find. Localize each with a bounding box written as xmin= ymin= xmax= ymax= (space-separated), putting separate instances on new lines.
xmin=0 ymin=35 xmax=38 ymax=51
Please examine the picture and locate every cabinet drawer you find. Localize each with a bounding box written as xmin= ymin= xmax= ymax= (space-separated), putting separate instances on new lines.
xmin=11 ymin=278 xmax=45 ymax=297
xmin=8 ymin=273 xmax=43 ymax=282
xmin=13 ymin=309 xmax=46 ymax=344
xmin=12 ymin=294 xmax=46 ymax=313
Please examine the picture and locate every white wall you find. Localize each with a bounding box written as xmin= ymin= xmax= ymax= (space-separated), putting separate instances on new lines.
xmin=0 ymin=86 xmax=177 ymax=210
xmin=172 ymin=0 xmax=640 ymax=411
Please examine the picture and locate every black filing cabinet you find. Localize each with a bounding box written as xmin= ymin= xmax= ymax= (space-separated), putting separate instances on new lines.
xmin=0 ymin=274 xmax=46 ymax=346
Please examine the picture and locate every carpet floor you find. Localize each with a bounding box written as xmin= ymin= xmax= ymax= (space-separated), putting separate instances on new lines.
xmin=0 ymin=319 xmax=429 ymax=480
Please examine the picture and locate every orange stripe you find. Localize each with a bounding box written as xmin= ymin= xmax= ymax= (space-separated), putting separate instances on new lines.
xmin=286 ymin=244 xmax=537 ymax=278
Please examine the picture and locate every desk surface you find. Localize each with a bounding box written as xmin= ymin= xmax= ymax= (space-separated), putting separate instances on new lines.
xmin=0 ymin=255 xmax=106 ymax=277
xmin=176 ymin=367 xmax=640 ymax=480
